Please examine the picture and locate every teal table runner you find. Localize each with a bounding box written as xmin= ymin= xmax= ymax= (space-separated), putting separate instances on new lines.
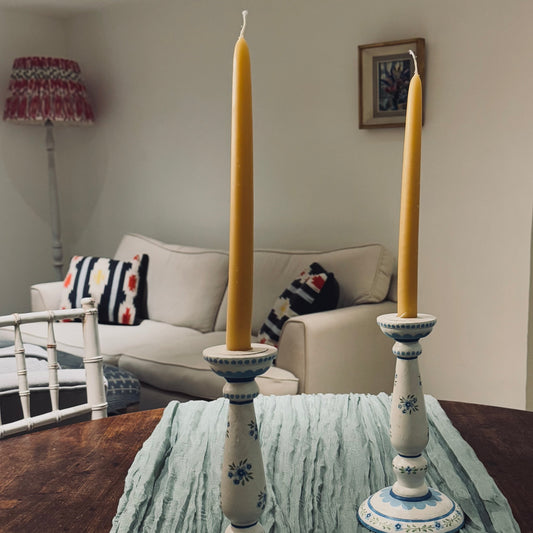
xmin=111 ymin=394 xmax=519 ymax=532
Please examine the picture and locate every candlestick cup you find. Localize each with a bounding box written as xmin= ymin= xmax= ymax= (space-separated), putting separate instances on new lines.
xmin=358 ymin=313 xmax=464 ymax=533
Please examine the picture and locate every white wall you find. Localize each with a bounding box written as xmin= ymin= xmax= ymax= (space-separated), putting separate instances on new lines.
xmin=0 ymin=9 xmax=69 ymax=311
xmin=2 ymin=0 xmax=531 ymax=408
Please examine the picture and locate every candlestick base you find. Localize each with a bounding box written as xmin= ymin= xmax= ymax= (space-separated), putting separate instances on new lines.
xmin=358 ymin=487 xmax=464 ymax=533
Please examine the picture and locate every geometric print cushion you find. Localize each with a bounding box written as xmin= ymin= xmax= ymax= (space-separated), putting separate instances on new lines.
xmin=102 ymin=365 xmax=141 ymax=414
xmin=60 ymin=254 xmax=149 ymax=326
xmin=257 ymin=262 xmax=339 ymax=348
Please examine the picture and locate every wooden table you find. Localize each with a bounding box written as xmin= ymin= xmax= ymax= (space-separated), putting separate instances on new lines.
xmin=0 ymin=401 xmax=530 ymax=532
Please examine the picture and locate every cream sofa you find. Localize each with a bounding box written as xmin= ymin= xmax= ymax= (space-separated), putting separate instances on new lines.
xmin=5 ymin=233 xmax=397 ymax=408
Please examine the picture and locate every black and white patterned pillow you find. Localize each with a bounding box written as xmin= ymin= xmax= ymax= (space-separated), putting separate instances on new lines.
xmin=60 ymin=254 xmax=149 ymax=325
xmin=257 ymin=262 xmax=339 ymax=347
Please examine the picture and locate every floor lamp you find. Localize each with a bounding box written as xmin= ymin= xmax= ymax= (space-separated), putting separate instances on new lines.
xmin=3 ymin=57 xmax=94 ymax=280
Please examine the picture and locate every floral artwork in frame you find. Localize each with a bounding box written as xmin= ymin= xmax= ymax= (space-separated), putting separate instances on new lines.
xmin=358 ymin=38 xmax=425 ymax=129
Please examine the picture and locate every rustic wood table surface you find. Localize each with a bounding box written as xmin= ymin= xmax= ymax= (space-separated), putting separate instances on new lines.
xmin=0 ymin=401 xmax=530 ymax=532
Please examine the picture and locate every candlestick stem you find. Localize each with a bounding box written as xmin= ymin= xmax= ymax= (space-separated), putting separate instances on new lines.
xmin=204 ymin=343 xmax=276 ymax=533
xmin=358 ymin=313 xmax=464 ymax=533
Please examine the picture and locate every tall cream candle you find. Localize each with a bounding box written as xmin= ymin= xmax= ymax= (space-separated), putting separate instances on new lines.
xmin=226 ymin=11 xmax=254 ymax=351
xmin=397 ymin=51 xmax=422 ymax=319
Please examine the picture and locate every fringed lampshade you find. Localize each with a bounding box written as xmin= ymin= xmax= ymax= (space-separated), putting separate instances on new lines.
xmin=3 ymin=57 xmax=94 ymax=125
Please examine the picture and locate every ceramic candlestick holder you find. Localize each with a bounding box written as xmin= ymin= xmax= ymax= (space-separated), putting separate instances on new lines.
xmin=203 ymin=343 xmax=277 ymax=533
xmin=358 ymin=313 xmax=465 ymax=533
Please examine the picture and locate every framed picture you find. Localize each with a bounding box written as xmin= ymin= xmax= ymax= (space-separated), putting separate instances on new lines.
xmin=358 ymin=38 xmax=425 ymax=129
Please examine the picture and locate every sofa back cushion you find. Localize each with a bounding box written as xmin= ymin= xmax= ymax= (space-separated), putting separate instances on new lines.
xmin=215 ymin=244 xmax=394 ymax=335
xmin=115 ymin=234 xmax=228 ymax=333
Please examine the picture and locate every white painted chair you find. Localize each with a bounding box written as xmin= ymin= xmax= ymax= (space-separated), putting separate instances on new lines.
xmin=0 ymin=297 xmax=107 ymax=438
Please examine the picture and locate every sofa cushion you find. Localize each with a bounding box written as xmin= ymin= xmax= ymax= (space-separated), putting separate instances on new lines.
xmin=117 ymin=330 xmax=298 ymax=399
xmin=60 ymin=254 xmax=149 ymax=325
xmin=257 ymin=262 xmax=339 ymax=347
xmin=114 ymin=234 xmax=229 ymax=333
xmin=215 ymin=244 xmax=394 ymax=335
xmin=0 ymin=323 xmax=298 ymax=400
xmin=0 ymin=320 xmax=204 ymax=367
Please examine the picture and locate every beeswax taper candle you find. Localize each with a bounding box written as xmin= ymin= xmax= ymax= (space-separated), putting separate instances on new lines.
xmin=226 ymin=11 xmax=254 ymax=351
xmin=397 ymin=50 xmax=422 ymax=319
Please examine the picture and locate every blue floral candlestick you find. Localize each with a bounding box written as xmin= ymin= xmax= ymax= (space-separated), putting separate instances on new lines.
xmin=358 ymin=313 xmax=465 ymax=533
xmin=204 ymin=343 xmax=277 ymax=533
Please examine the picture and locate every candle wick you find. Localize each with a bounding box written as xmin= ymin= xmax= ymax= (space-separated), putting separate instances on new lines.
xmin=409 ymin=49 xmax=419 ymax=76
xmin=240 ymin=10 xmax=248 ymax=38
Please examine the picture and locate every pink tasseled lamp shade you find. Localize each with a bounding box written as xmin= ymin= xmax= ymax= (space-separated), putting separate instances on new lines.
xmin=3 ymin=56 xmax=94 ymax=125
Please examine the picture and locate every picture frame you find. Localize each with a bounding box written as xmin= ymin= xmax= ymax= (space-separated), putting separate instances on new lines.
xmin=358 ymin=38 xmax=425 ymax=129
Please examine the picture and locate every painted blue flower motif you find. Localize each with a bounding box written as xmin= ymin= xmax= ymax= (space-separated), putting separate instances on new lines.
xmin=395 ymin=524 xmax=402 ymax=531
xmin=435 ymin=522 xmax=442 ymax=530
xmin=228 ymin=459 xmax=254 ymax=486
xmin=257 ymin=490 xmax=267 ymax=510
xmin=397 ymin=464 xmax=426 ymax=475
xmin=248 ymin=420 xmax=258 ymax=440
xmin=378 ymin=488 xmax=442 ymax=510
xmin=398 ymin=394 xmax=419 ymax=414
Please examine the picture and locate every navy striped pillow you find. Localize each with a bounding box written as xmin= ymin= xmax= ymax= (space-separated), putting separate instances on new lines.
xmin=257 ymin=262 xmax=339 ymax=347
xmin=60 ymin=254 xmax=149 ymax=325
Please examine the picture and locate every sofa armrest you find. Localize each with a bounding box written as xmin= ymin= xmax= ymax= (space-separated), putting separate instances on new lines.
xmin=31 ymin=282 xmax=63 ymax=311
xmin=276 ymin=301 xmax=397 ymax=394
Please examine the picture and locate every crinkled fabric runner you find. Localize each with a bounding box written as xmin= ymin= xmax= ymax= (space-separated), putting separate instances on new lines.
xmin=111 ymin=394 xmax=519 ymax=532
